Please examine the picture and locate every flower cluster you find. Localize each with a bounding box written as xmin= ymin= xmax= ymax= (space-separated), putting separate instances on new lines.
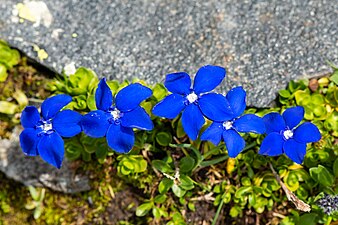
xmin=316 ymin=194 xmax=338 ymax=215
xmin=19 ymin=65 xmax=322 ymax=168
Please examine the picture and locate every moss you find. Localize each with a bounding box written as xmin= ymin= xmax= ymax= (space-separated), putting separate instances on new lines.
xmin=0 ymin=172 xmax=36 ymax=225
xmin=0 ymin=56 xmax=51 ymax=139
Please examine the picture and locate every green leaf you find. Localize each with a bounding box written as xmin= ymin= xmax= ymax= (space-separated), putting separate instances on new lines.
xmin=235 ymin=186 xmax=252 ymax=198
xmin=156 ymin=132 xmax=172 ymax=146
xmin=95 ymin=146 xmax=107 ymax=159
xmin=28 ymin=186 xmax=39 ymax=201
xmin=152 ymin=83 xmax=167 ymax=100
xmin=123 ymin=161 xmax=135 ymax=170
xmin=136 ymin=202 xmax=153 ymax=217
xmin=13 ymin=89 xmax=28 ymax=108
xmin=120 ymin=166 xmax=131 ymax=175
xmin=154 ymin=194 xmax=167 ymax=204
xmin=0 ymin=63 xmax=8 ymax=82
xmin=0 ymin=101 xmax=18 ymax=114
xmin=171 ymin=184 xmax=186 ymax=197
xmin=311 ymin=94 xmax=325 ymax=105
xmin=137 ymin=158 xmax=148 ymax=173
xmin=312 ymin=105 xmax=326 ymax=117
xmin=87 ymin=94 xmax=97 ymax=110
xmin=152 ymin=206 xmax=161 ymax=219
xmin=152 ymin=160 xmax=174 ymax=173
xmin=65 ymin=141 xmax=82 ymax=161
xmin=279 ymin=90 xmax=291 ymax=98
xmin=158 ymin=178 xmax=173 ymax=194
xmin=179 ymin=156 xmax=195 ymax=173
xmin=229 ymin=206 xmax=241 ymax=218
xmin=179 ymin=175 xmax=194 ymax=190
xmin=107 ymin=80 xmax=120 ymax=95
xmin=333 ymin=158 xmax=338 ymax=177
xmin=329 ymin=70 xmax=338 ymax=85
xmin=0 ymin=44 xmax=20 ymax=68
xmin=294 ymin=90 xmax=310 ymax=105
xmin=81 ymin=151 xmax=92 ymax=162
xmin=309 ymin=165 xmax=334 ymax=186
xmin=69 ymin=67 xmax=97 ymax=95
xmin=285 ymin=171 xmax=300 ymax=191
xmin=296 ymin=213 xmax=318 ymax=225
xmin=72 ymin=95 xmax=87 ymax=110
xmin=188 ymin=202 xmax=195 ymax=211
xmin=33 ymin=205 xmax=43 ymax=219
xmin=241 ymin=177 xmax=251 ymax=186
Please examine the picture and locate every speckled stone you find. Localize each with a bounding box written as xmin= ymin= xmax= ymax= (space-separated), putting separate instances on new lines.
xmin=0 ymin=0 xmax=337 ymax=107
xmin=0 ymin=128 xmax=90 ymax=193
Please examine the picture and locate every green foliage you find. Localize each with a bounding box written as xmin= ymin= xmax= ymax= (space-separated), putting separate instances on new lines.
xmin=0 ymin=41 xmax=51 ymax=138
xmin=0 ymin=40 xmax=20 ymax=82
xmin=1 ymin=46 xmax=337 ymax=224
xmin=25 ymin=186 xmax=45 ymax=219
xmin=117 ymin=155 xmax=148 ymax=175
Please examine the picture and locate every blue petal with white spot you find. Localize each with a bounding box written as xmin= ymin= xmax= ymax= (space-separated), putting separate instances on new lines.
xmin=259 ymin=106 xmax=321 ymax=164
xmin=19 ymin=94 xmax=80 ymax=168
xmin=82 ymin=78 xmax=153 ymax=153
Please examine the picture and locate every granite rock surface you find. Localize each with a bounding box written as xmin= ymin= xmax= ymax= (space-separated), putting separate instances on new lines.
xmin=0 ymin=0 xmax=337 ymax=107
xmin=0 ymin=127 xmax=91 ymax=193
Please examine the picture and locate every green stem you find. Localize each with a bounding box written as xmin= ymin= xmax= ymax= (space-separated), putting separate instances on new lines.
xmin=326 ymin=216 xmax=332 ymax=225
xmin=203 ymin=144 xmax=225 ymax=159
xmin=242 ymin=141 xmax=257 ymax=152
xmin=212 ymin=197 xmax=224 ymax=225
xmin=200 ymin=155 xmax=229 ymax=168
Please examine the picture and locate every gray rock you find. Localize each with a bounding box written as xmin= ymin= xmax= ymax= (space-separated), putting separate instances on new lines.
xmin=0 ymin=127 xmax=91 ymax=193
xmin=0 ymin=0 xmax=337 ymax=107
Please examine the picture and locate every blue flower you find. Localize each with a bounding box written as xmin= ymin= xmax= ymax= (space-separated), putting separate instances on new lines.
xmin=152 ymin=65 xmax=233 ymax=140
xmin=81 ymin=78 xmax=153 ymax=153
xmin=19 ymin=94 xmax=82 ymax=168
xmin=259 ymin=106 xmax=321 ymax=164
xmin=201 ymin=87 xmax=265 ymax=157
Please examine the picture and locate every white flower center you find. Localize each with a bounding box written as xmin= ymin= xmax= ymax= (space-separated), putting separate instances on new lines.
xmin=223 ymin=121 xmax=233 ymax=130
xmin=111 ymin=108 xmax=121 ymax=120
xmin=42 ymin=122 xmax=53 ymax=132
xmin=283 ymin=129 xmax=293 ymax=140
xmin=186 ymin=92 xmax=198 ymax=103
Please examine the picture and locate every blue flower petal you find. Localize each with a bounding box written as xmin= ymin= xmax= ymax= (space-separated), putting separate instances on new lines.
xmin=53 ymin=110 xmax=82 ymax=137
xmin=193 ymin=65 xmax=226 ymax=94
xmin=226 ymin=86 xmax=246 ymax=118
xmin=20 ymin=128 xmax=40 ymax=156
xmin=152 ymin=94 xmax=186 ymax=119
xmin=181 ymin=104 xmax=205 ymax=140
xmin=21 ymin=106 xmax=40 ymax=128
xmin=96 ymin=78 xmax=113 ymax=111
xmin=283 ymin=139 xmax=307 ymax=164
xmin=164 ymin=72 xmax=191 ymax=95
xmin=121 ymin=106 xmax=153 ymax=130
xmin=262 ymin=112 xmax=286 ymax=134
xmin=282 ymin=106 xmax=304 ymax=129
xmin=116 ymin=83 xmax=152 ymax=112
xmin=199 ymin=93 xmax=233 ymax=122
xmin=106 ymin=123 xmax=135 ymax=153
xmin=37 ymin=132 xmax=64 ymax=169
xmin=233 ymin=114 xmax=266 ymax=134
xmin=200 ymin=122 xmax=223 ymax=145
xmin=41 ymin=94 xmax=72 ymax=120
xmin=223 ymin=129 xmax=245 ymax=158
xmin=259 ymin=132 xmax=284 ymax=156
xmin=294 ymin=122 xmax=321 ymax=143
xmin=81 ymin=110 xmax=110 ymax=138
